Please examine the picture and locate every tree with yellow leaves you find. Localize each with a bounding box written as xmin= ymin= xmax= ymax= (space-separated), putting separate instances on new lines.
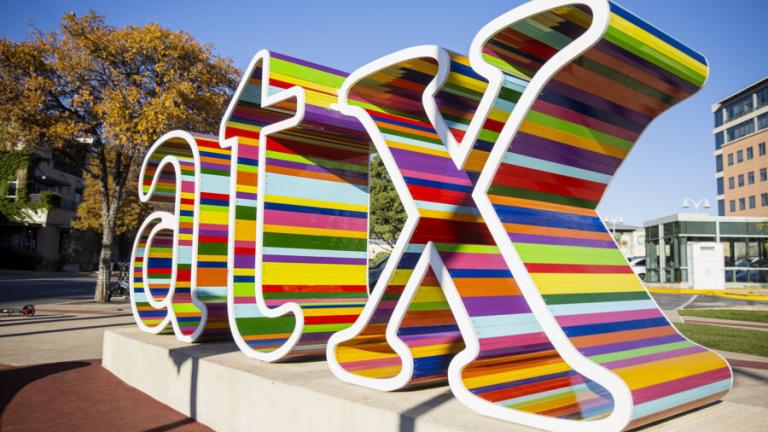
xmin=0 ymin=12 xmax=238 ymax=301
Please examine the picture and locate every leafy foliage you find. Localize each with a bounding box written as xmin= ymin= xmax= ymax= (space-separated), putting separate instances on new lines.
xmin=0 ymin=12 xmax=239 ymax=300
xmin=369 ymin=154 xmax=406 ymax=250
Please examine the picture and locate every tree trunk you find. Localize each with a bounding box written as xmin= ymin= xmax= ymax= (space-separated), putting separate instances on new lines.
xmin=94 ymin=184 xmax=119 ymax=302
xmin=94 ymin=226 xmax=113 ymax=302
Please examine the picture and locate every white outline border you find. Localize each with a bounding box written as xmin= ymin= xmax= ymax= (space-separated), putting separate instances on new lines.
xmin=220 ymin=50 xmax=308 ymax=362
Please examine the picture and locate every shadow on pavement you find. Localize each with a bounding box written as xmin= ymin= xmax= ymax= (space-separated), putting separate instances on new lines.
xmin=0 ymin=361 xmax=90 ymax=417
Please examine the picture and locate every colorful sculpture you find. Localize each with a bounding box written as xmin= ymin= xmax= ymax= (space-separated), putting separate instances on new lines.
xmin=129 ymin=0 xmax=732 ymax=430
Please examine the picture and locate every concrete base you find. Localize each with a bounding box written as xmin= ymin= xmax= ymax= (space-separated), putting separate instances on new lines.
xmin=103 ymin=328 xmax=767 ymax=432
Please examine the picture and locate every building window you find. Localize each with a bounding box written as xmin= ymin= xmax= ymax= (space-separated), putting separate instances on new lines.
xmin=759 ymin=113 xmax=768 ymax=131
xmin=762 ymin=193 xmax=768 ymax=207
xmin=761 ymin=168 xmax=767 ymax=182
xmin=718 ymin=199 xmax=725 ymax=216
xmin=725 ymin=95 xmax=754 ymax=121
xmin=714 ymin=110 xmax=724 ymax=127
xmin=738 ymin=174 xmax=744 ymax=187
xmin=739 ymin=198 xmax=746 ymax=210
xmin=716 ymin=154 xmax=723 ymax=172
xmin=717 ymin=177 xmax=724 ymax=195
xmin=758 ymin=87 xmax=768 ymax=108
xmin=749 ymin=195 xmax=756 ymax=209
xmin=715 ymin=131 xmax=725 ymax=149
xmin=747 ymin=146 xmax=754 ymax=159
xmin=748 ymin=171 xmax=755 ymax=184
xmin=729 ymin=176 xmax=735 ymax=189
xmin=727 ymin=119 xmax=755 ymax=142
xmin=760 ymin=142 xmax=766 ymax=156
xmin=730 ymin=200 xmax=736 ymax=212
xmin=728 ymin=153 xmax=734 ymax=166
xmin=737 ymin=150 xmax=744 ymax=163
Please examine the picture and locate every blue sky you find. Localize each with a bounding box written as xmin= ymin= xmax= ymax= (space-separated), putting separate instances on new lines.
xmin=3 ymin=0 xmax=767 ymax=225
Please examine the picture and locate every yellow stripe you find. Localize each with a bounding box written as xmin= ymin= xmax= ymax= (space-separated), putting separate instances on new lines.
xmin=519 ymin=120 xmax=628 ymax=158
xmin=610 ymin=13 xmax=707 ymax=77
xmin=262 ymin=262 xmax=364 ymax=285
xmin=532 ymin=273 xmax=642 ymax=295
xmin=263 ymin=223 xmax=366 ymax=239
xmin=617 ymin=351 xmax=726 ymax=390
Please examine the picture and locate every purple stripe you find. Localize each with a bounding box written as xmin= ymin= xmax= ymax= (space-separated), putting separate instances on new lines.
xmin=388 ymin=148 xmax=471 ymax=182
xmin=508 ymin=131 xmax=621 ymax=175
xmin=302 ymin=104 xmax=368 ymax=134
xmin=462 ymin=295 xmax=531 ymax=316
xmin=602 ymin=346 xmax=704 ymax=369
xmin=580 ymin=334 xmax=684 ymax=356
xmin=262 ymin=255 xmax=366 ymax=265
xmin=509 ymin=233 xmax=615 ymax=248
xmin=236 ymin=192 xmax=258 ymax=200
xmin=234 ymin=254 xmax=255 ymax=268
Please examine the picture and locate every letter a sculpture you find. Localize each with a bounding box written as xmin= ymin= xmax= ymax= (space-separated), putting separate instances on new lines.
xmin=130 ymin=1 xmax=733 ymax=430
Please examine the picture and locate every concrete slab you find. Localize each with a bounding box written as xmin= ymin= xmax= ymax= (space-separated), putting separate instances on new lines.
xmin=103 ymin=328 xmax=768 ymax=432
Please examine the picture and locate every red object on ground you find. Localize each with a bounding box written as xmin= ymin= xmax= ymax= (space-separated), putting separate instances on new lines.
xmin=0 ymin=360 xmax=210 ymax=431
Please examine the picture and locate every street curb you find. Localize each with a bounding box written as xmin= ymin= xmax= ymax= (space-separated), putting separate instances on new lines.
xmin=648 ymin=287 xmax=768 ymax=303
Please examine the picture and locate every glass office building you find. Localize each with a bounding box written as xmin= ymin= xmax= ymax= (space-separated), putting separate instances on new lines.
xmin=644 ymin=214 xmax=768 ymax=286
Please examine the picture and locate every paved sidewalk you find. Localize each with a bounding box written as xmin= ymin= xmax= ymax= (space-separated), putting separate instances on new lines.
xmin=0 ymin=301 xmax=213 ymax=431
xmin=1 ymin=360 xmax=211 ymax=431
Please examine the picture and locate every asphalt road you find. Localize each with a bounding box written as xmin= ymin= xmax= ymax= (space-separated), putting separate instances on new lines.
xmin=1 ymin=268 xmax=765 ymax=312
xmin=0 ymin=270 xmax=97 ymax=309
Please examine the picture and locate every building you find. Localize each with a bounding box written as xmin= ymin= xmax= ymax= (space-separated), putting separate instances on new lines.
xmin=644 ymin=213 xmax=768 ymax=287
xmin=0 ymin=145 xmax=89 ymax=269
xmin=712 ymin=76 xmax=768 ymax=216
xmin=605 ymin=222 xmax=646 ymax=258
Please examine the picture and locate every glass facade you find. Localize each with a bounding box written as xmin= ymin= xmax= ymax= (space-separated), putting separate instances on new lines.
xmin=645 ymin=219 xmax=768 ymax=284
xmin=725 ymin=95 xmax=754 ymax=121
xmin=758 ymin=86 xmax=768 ymax=108
xmin=717 ymin=177 xmax=724 ymax=194
xmin=727 ymin=119 xmax=755 ymax=142
xmin=715 ymin=131 xmax=724 ymax=149
xmin=715 ymin=154 xmax=723 ymax=172
xmin=759 ymin=113 xmax=768 ymax=131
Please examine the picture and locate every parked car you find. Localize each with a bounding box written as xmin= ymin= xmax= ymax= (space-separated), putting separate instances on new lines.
xmin=628 ymin=256 xmax=646 ymax=281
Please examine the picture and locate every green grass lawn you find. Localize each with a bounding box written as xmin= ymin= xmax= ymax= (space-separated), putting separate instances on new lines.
xmin=679 ymin=309 xmax=768 ymax=323
xmin=674 ymin=323 xmax=768 ymax=357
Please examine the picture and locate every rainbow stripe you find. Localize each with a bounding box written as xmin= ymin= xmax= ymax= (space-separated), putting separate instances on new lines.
xmin=222 ymin=51 xmax=370 ymax=360
xmin=130 ymin=132 xmax=231 ymax=341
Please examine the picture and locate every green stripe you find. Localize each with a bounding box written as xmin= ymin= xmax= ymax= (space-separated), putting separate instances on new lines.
xmin=515 ymin=243 xmax=626 ymax=265
xmin=542 ymin=291 xmax=649 ymax=304
xmin=263 ymin=232 xmax=367 ymax=251
xmin=526 ymin=110 xmax=633 ymax=150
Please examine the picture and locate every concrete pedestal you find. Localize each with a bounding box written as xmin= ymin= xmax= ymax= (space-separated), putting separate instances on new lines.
xmin=103 ymin=328 xmax=764 ymax=432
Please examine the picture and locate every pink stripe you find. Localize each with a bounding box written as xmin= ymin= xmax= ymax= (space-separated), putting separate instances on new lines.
xmin=263 ymin=209 xmax=367 ymax=231
xmin=479 ymin=332 xmax=548 ymax=350
xmin=557 ymin=308 xmax=663 ymax=327
xmin=442 ymin=252 xmax=508 ymax=269
xmin=632 ymin=367 xmax=731 ymax=404
xmin=341 ymin=356 xmax=402 ymax=371
xmin=401 ymin=168 xmax=473 ymax=186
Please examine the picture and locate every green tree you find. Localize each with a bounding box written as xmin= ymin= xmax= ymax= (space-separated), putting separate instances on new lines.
xmin=369 ymin=154 xmax=406 ymax=250
xmin=0 ymin=12 xmax=239 ymax=301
